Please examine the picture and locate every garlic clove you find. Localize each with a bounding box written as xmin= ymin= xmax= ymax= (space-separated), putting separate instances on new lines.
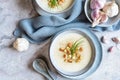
xmin=91 ymin=9 xmax=100 ymax=21
xmin=90 ymin=0 xmax=106 ymax=10
xmin=112 ymin=37 xmax=120 ymax=44
xmin=101 ymin=36 xmax=109 ymax=44
xmin=92 ymin=16 xmax=102 ymax=27
xmin=108 ymin=46 xmax=114 ymax=53
xmin=92 ymin=20 xmax=100 ymax=27
xmin=99 ymin=11 xmax=108 ymax=23
xmin=91 ymin=11 xmax=108 ymax=27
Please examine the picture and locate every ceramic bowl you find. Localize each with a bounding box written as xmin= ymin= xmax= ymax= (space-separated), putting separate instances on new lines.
xmin=49 ymin=28 xmax=102 ymax=79
xmin=32 ymin=0 xmax=75 ymax=16
xmin=84 ymin=0 xmax=120 ymax=27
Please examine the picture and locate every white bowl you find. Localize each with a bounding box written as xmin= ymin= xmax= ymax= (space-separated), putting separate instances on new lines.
xmin=32 ymin=0 xmax=75 ymax=16
xmin=84 ymin=0 xmax=120 ymax=27
xmin=49 ymin=28 xmax=102 ymax=79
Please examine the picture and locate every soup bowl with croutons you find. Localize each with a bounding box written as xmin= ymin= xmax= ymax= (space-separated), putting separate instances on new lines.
xmin=49 ymin=28 xmax=102 ymax=79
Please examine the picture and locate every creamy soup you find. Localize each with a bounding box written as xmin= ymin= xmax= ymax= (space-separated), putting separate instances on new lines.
xmin=36 ymin=0 xmax=74 ymax=13
xmin=50 ymin=31 xmax=92 ymax=73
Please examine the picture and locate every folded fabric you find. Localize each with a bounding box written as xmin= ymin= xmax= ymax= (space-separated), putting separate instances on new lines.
xmin=13 ymin=0 xmax=120 ymax=44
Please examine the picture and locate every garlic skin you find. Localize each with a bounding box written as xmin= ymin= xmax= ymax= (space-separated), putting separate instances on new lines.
xmin=90 ymin=0 xmax=106 ymax=10
xmin=103 ymin=1 xmax=119 ymax=17
xmin=13 ymin=38 xmax=29 ymax=52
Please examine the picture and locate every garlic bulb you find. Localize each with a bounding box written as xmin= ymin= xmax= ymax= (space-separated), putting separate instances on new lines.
xmin=103 ymin=1 xmax=119 ymax=17
xmin=90 ymin=0 xmax=106 ymax=10
xmin=91 ymin=11 xmax=108 ymax=27
xmin=13 ymin=38 xmax=29 ymax=52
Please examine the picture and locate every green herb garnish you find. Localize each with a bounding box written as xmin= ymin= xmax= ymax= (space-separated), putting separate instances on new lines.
xmin=48 ymin=0 xmax=64 ymax=8
xmin=48 ymin=0 xmax=58 ymax=8
xmin=59 ymin=38 xmax=84 ymax=63
xmin=70 ymin=38 xmax=84 ymax=57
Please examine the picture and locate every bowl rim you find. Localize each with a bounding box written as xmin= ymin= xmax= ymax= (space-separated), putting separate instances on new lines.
xmin=32 ymin=0 xmax=76 ymax=14
xmin=49 ymin=28 xmax=95 ymax=76
xmin=49 ymin=28 xmax=102 ymax=79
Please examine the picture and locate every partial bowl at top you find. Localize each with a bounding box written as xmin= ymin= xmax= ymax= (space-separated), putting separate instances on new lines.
xmin=32 ymin=0 xmax=75 ymax=15
xmin=84 ymin=0 xmax=120 ymax=27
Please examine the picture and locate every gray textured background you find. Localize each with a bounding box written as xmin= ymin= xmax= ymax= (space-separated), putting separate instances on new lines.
xmin=0 ymin=0 xmax=120 ymax=80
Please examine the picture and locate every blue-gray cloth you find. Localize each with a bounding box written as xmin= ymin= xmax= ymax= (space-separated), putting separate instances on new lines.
xmin=13 ymin=0 xmax=120 ymax=44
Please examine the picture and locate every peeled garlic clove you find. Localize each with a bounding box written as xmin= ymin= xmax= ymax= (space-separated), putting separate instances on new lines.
xmin=112 ymin=37 xmax=120 ymax=44
xmin=90 ymin=0 xmax=106 ymax=9
xmin=103 ymin=1 xmax=119 ymax=17
xmin=101 ymin=36 xmax=109 ymax=44
xmin=91 ymin=9 xmax=100 ymax=21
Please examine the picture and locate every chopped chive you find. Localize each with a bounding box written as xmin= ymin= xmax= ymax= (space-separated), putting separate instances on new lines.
xmin=70 ymin=38 xmax=84 ymax=57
